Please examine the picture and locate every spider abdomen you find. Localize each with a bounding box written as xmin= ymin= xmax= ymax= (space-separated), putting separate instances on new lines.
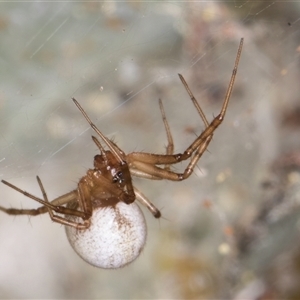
xmin=65 ymin=201 xmax=147 ymax=269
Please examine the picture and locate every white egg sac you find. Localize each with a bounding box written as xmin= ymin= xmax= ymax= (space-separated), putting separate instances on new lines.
xmin=65 ymin=201 xmax=147 ymax=269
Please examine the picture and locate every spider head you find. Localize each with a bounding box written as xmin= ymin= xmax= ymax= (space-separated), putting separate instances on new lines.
xmin=94 ymin=152 xmax=125 ymax=185
xmin=93 ymin=152 xmax=133 ymax=197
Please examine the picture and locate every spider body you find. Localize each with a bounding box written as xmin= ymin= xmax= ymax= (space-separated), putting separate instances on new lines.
xmin=0 ymin=38 xmax=243 ymax=268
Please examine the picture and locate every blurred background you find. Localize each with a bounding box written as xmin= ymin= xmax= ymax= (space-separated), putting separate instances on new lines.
xmin=0 ymin=1 xmax=300 ymax=299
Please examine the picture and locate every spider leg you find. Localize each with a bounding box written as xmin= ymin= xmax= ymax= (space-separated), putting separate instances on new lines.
xmin=128 ymin=38 xmax=243 ymax=180
xmin=130 ymin=168 xmax=162 ymax=180
xmin=130 ymin=135 xmax=212 ymax=181
xmin=134 ymin=187 xmax=161 ymax=218
xmin=72 ymin=98 xmax=124 ymax=162
xmin=178 ymin=74 xmax=209 ymax=128
xmin=128 ymin=99 xmax=174 ymax=178
xmin=1 ymin=178 xmax=87 ymax=219
xmin=73 ymin=98 xmax=136 ymax=204
xmin=130 ymin=89 xmax=208 ymax=178
xmin=158 ymin=74 xmax=210 ymax=172
xmin=159 ymin=99 xmax=174 ymax=157
xmin=0 ymin=203 xmax=48 ymax=216
xmin=77 ymin=178 xmax=93 ymax=219
xmin=36 ymin=176 xmax=90 ymax=229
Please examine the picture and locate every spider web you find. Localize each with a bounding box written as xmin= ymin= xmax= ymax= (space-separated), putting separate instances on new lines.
xmin=0 ymin=1 xmax=300 ymax=299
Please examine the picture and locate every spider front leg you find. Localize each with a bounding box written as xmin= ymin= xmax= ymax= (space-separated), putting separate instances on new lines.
xmin=127 ymin=81 xmax=219 ymax=181
xmin=128 ymin=96 xmax=208 ymax=181
xmin=128 ymin=38 xmax=243 ymax=181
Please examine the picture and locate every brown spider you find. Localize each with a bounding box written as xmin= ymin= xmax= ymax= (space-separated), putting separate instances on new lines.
xmin=0 ymin=38 xmax=243 ymax=269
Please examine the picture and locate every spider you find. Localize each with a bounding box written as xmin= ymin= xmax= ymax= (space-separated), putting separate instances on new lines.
xmin=0 ymin=38 xmax=243 ymax=269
